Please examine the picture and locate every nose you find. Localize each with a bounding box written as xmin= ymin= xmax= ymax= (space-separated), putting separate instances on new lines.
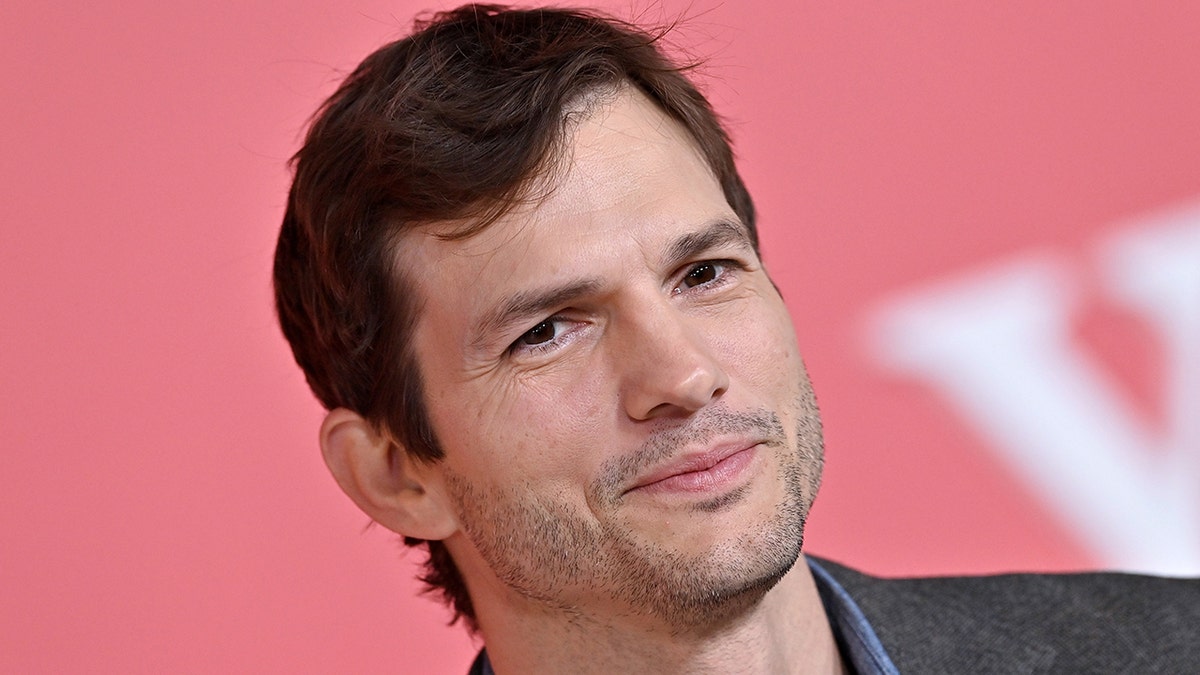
xmin=618 ymin=299 xmax=729 ymax=421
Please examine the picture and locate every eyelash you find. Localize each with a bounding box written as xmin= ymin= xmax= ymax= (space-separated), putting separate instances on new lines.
xmin=676 ymin=260 xmax=736 ymax=293
xmin=510 ymin=316 xmax=579 ymax=356
xmin=507 ymin=259 xmax=741 ymax=356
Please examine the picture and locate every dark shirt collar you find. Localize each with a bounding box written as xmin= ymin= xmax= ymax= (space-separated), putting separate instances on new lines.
xmin=471 ymin=558 xmax=898 ymax=675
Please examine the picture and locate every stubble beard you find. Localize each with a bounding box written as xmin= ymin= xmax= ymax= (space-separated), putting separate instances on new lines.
xmin=444 ymin=396 xmax=824 ymax=633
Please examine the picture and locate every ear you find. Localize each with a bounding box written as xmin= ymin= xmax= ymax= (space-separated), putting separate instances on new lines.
xmin=319 ymin=408 xmax=457 ymax=541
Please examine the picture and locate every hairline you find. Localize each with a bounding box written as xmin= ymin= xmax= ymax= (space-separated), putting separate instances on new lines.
xmin=382 ymin=81 xmax=742 ymax=419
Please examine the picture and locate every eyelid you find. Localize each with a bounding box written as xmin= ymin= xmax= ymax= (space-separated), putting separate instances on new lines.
xmin=507 ymin=314 xmax=578 ymax=357
xmin=673 ymin=258 xmax=742 ymax=293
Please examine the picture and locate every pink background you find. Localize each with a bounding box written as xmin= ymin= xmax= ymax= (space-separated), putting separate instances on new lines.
xmin=4 ymin=1 xmax=1198 ymax=672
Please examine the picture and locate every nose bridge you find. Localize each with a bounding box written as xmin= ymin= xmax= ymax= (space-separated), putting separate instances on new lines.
xmin=617 ymin=292 xmax=729 ymax=419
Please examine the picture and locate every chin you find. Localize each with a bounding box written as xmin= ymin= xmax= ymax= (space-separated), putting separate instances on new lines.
xmin=613 ymin=471 xmax=810 ymax=631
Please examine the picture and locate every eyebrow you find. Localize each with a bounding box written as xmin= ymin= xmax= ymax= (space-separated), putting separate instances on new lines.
xmin=661 ymin=219 xmax=755 ymax=271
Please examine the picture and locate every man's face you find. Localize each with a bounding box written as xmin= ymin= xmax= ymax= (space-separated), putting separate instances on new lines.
xmin=404 ymin=88 xmax=823 ymax=628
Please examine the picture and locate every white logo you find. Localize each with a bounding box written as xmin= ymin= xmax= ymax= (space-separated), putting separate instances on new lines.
xmin=868 ymin=201 xmax=1200 ymax=576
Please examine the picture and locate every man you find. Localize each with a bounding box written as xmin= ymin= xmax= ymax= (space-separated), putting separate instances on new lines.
xmin=274 ymin=5 xmax=1200 ymax=673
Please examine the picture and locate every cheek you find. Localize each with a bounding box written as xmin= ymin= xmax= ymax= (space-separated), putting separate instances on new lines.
xmin=434 ymin=359 xmax=616 ymax=479
xmin=515 ymin=361 xmax=615 ymax=447
xmin=710 ymin=298 xmax=804 ymax=393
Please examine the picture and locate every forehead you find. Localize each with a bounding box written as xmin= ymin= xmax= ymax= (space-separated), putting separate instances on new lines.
xmin=395 ymin=87 xmax=739 ymax=332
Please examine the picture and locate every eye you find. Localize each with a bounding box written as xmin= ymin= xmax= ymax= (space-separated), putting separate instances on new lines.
xmin=682 ymin=262 xmax=720 ymax=287
xmin=680 ymin=261 xmax=728 ymax=289
xmin=520 ymin=320 xmax=559 ymax=346
xmin=508 ymin=315 xmax=579 ymax=356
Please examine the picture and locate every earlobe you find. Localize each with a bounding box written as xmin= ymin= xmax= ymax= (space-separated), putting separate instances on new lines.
xmin=319 ymin=408 xmax=458 ymax=541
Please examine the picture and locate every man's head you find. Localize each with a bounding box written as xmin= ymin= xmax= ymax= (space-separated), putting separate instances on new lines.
xmin=274 ymin=4 xmax=822 ymax=632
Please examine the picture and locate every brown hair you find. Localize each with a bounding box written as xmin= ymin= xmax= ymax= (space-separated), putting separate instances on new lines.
xmin=273 ymin=3 xmax=757 ymax=628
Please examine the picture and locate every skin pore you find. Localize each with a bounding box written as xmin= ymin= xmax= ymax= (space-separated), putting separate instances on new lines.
xmin=383 ymin=86 xmax=841 ymax=672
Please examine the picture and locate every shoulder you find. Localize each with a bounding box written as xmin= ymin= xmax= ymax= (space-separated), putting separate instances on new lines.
xmin=812 ymin=556 xmax=1200 ymax=674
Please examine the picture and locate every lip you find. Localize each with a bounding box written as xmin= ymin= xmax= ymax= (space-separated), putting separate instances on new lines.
xmin=624 ymin=440 xmax=761 ymax=496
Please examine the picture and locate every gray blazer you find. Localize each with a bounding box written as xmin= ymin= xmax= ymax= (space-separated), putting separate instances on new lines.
xmin=817 ymin=558 xmax=1200 ymax=674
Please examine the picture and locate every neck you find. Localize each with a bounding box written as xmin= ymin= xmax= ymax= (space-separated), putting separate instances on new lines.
xmin=475 ymin=556 xmax=845 ymax=675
